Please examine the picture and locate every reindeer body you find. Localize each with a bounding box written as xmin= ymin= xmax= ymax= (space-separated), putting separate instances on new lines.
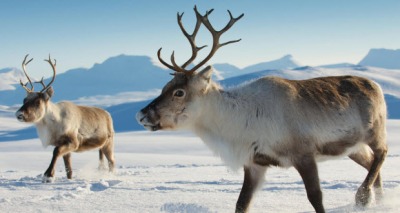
xmin=16 ymin=55 xmax=115 ymax=183
xmin=138 ymin=69 xmax=387 ymax=213
xmin=136 ymin=7 xmax=387 ymax=212
xmin=36 ymin=101 xmax=114 ymax=152
xmin=192 ymin=75 xmax=386 ymax=170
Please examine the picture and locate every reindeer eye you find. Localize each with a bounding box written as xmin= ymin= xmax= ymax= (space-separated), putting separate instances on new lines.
xmin=173 ymin=89 xmax=185 ymax=97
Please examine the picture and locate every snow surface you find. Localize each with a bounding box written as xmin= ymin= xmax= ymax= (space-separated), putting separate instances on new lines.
xmin=0 ymin=114 xmax=400 ymax=212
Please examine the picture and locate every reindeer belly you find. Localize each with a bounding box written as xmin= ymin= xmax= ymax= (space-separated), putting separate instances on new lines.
xmin=315 ymin=141 xmax=366 ymax=162
xmin=76 ymin=136 xmax=107 ymax=152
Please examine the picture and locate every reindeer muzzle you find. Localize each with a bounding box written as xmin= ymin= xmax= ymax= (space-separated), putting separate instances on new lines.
xmin=15 ymin=111 xmax=25 ymax=122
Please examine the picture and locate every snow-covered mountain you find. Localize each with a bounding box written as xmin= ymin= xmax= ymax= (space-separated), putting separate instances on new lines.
xmin=213 ymin=63 xmax=242 ymax=79
xmin=0 ymin=68 xmax=28 ymax=91
xmin=0 ymin=55 xmax=171 ymax=106
xmin=242 ymin=54 xmax=301 ymax=73
xmin=214 ymin=54 xmax=302 ymax=79
xmin=0 ymin=54 xmax=303 ymax=105
xmin=359 ymin=48 xmax=400 ymax=69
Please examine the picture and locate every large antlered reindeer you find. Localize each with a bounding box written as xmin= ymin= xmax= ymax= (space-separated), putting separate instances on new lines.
xmin=136 ymin=6 xmax=388 ymax=213
xmin=16 ymin=55 xmax=115 ymax=183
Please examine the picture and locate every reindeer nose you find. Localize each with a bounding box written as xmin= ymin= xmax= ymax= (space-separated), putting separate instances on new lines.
xmin=15 ymin=111 xmax=25 ymax=122
xmin=136 ymin=111 xmax=145 ymax=123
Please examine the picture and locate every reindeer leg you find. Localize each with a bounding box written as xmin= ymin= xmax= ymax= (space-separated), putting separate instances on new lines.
xmin=355 ymin=143 xmax=387 ymax=206
xmin=43 ymin=134 xmax=79 ymax=183
xmin=63 ymin=153 xmax=72 ymax=179
xmin=43 ymin=147 xmax=60 ymax=183
xmin=98 ymin=149 xmax=107 ymax=170
xmin=102 ymin=142 xmax=115 ymax=173
xmin=236 ymin=165 xmax=266 ymax=213
xmin=349 ymin=145 xmax=383 ymax=202
xmin=294 ymin=155 xmax=325 ymax=213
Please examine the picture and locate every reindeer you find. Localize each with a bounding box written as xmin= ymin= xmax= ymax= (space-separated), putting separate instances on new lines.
xmin=16 ymin=55 xmax=115 ymax=183
xmin=136 ymin=6 xmax=388 ymax=213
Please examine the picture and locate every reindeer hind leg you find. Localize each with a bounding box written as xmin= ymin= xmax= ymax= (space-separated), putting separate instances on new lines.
xmin=349 ymin=144 xmax=384 ymax=203
xmin=101 ymin=140 xmax=115 ymax=173
xmin=355 ymin=140 xmax=387 ymax=206
xmin=98 ymin=149 xmax=107 ymax=171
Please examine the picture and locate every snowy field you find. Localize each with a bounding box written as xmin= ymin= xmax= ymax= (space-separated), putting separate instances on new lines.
xmin=0 ymin=115 xmax=399 ymax=213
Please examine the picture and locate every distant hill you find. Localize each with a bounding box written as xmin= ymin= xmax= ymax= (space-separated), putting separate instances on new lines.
xmin=214 ymin=54 xmax=302 ymax=78
xmin=0 ymin=68 xmax=27 ymax=91
xmin=241 ymin=54 xmax=301 ymax=74
xmin=213 ymin=63 xmax=242 ymax=79
xmin=0 ymin=53 xmax=304 ymax=105
xmin=359 ymin=48 xmax=400 ymax=69
xmin=0 ymin=55 xmax=171 ymax=106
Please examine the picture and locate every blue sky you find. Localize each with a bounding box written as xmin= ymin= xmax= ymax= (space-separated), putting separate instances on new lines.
xmin=1 ymin=0 xmax=399 ymax=77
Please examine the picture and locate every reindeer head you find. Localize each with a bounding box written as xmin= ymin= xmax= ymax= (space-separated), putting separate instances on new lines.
xmin=16 ymin=55 xmax=57 ymax=123
xmin=136 ymin=6 xmax=243 ymax=131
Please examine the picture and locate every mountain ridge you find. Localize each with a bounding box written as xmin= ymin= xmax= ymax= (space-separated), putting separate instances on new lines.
xmin=359 ymin=48 xmax=400 ymax=69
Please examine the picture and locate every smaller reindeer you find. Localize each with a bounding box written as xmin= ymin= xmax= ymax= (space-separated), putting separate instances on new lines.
xmin=16 ymin=55 xmax=115 ymax=183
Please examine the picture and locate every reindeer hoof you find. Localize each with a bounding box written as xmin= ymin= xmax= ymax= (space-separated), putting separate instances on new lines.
xmin=374 ymin=187 xmax=384 ymax=203
xmin=42 ymin=176 xmax=55 ymax=183
xmin=355 ymin=187 xmax=372 ymax=206
xmin=98 ymin=164 xmax=107 ymax=171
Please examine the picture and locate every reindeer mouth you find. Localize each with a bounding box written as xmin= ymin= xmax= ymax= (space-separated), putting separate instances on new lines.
xmin=137 ymin=113 xmax=161 ymax=131
xmin=144 ymin=123 xmax=161 ymax=131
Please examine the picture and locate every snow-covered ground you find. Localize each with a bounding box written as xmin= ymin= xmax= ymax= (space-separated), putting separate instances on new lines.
xmin=0 ymin=114 xmax=399 ymax=212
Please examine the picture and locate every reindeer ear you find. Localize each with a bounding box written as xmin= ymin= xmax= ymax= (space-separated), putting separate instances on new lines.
xmin=197 ymin=65 xmax=213 ymax=82
xmin=44 ymin=86 xmax=54 ymax=100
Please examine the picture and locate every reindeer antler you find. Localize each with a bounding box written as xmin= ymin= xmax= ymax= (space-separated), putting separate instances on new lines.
xmin=19 ymin=54 xmax=57 ymax=93
xmin=158 ymin=6 xmax=244 ymax=75
xmin=20 ymin=54 xmax=34 ymax=92
xmin=39 ymin=55 xmax=57 ymax=93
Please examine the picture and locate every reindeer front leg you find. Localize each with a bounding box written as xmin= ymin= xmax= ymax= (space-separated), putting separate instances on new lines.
xmin=294 ymin=155 xmax=325 ymax=213
xmin=43 ymin=135 xmax=78 ymax=183
xmin=63 ymin=153 xmax=72 ymax=179
xmin=43 ymin=147 xmax=60 ymax=183
xmin=236 ymin=165 xmax=267 ymax=213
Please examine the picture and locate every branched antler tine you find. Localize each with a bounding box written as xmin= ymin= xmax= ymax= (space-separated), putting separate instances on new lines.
xmin=220 ymin=38 xmax=242 ymax=47
xmin=206 ymin=9 xmax=214 ymax=16
xmin=19 ymin=80 xmax=32 ymax=92
xmin=189 ymin=8 xmax=244 ymax=73
xmin=170 ymin=52 xmax=186 ymax=73
xmin=41 ymin=55 xmax=57 ymax=92
xmin=157 ymin=48 xmax=176 ymax=71
xmin=36 ymin=77 xmax=46 ymax=89
xmin=177 ymin=12 xmax=189 ymax=37
xmin=197 ymin=45 xmax=207 ymax=51
xmin=179 ymin=7 xmax=205 ymax=69
xmin=195 ymin=8 xmax=216 ymax=34
xmin=219 ymin=10 xmax=244 ymax=35
xmin=21 ymin=54 xmax=34 ymax=92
